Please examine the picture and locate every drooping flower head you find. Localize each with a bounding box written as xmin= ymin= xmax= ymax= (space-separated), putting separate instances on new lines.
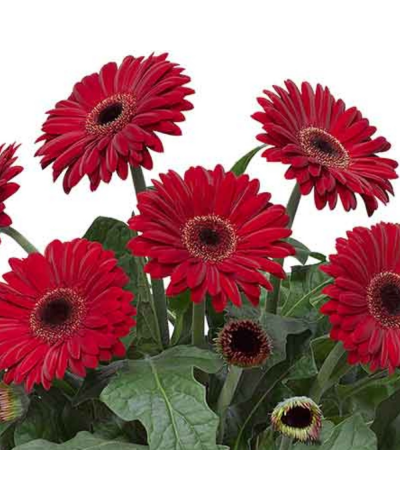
xmin=0 ymin=144 xmax=23 ymax=228
xmin=36 ymin=54 xmax=194 ymax=193
xmin=0 ymin=239 xmax=136 ymax=392
xmin=321 ymin=222 xmax=400 ymax=372
xmin=271 ymin=396 xmax=322 ymax=442
xmin=216 ymin=319 xmax=272 ymax=368
xmin=128 ymin=165 xmax=295 ymax=312
xmin=253 ymin=81 xmax=397 ymax=215
xmin=0 ymin=382 xmax=29 ymax=423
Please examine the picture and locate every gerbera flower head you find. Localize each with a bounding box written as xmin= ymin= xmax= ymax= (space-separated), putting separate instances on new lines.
xmin=0 ymin=382 xmax=29 ymax=423
xmin=0 ymin=143 xmax=23 ymax=228
xmin=36 ymin=54 xmax=194 ymax=193
xmin=216 ymin=319 xmax=272 ymax=368
xmin=253 ymin=80 xmax=398 ymax=215
xmin=271 ymin=396 xmax=322 ymax=442
xmin=321 ymin=222 xmax=400 ymax=373
xmin=128 ymin=165 xmax=295 ymax=312
xmin=0 ymin=239 xmax=136 ymax=392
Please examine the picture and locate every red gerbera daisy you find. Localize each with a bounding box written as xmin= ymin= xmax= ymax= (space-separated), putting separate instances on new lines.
xmin=321 ymin=222 xmax=400 ymax=372
xmin=36 ymin=53 xmax=194 ymax=193
xmin=253 ymin=81 xmax=398 ymax=215
xmin=128 ymin=165 xmax=294 ymax=312
xmin=0 ymin=144 xmax=23 ymax=228
xmin=0 ymin=239 xmax=136 ymax=392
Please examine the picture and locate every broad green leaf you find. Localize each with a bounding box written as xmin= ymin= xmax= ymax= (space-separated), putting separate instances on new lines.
xmin=72 ymin=361 xmax=125 ymax=406
xmin=84 ymin=216 xmax=138 ymax=298
xmin=256 ymin=427 xmax=276 ymax=450
xmin=14 ymin=397 xmax=61 ymax=446
xmin=230 ymin=146 xmax=264 ymax=176
xmin=371 ymin=386 xmax=400 ymax=448
xmin=320 ymin=414 xmax=377 ymax=450
xmin=287 ymin=238 xmax=326 ymax=266
xmin=84 ymin=216 xmax=162 ymax=354
xmin=101 ymin=346 xmax=223 ymax=450
xmin=261 ymin=312 xmax=316 ymax=369
xmin=13 ymin=431 xmax=147 ymax=450
xmin=281 ymin=263 xmax=331 ymax=318
xmin=14 ymin=389 xmax=92 ymax=446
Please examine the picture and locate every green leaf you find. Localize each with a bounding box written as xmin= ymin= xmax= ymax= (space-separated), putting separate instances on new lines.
xmin=281 ymin=263 xmax=332 ymax=318
xmin=261 ymin=312 xmax=316 ymax=369
xmin=168 ymin=291 xmax=193 ymax=346
xmin=84 ymin=216 xmax=162 ymax=354
xmin=230 ymin=146 xmax=264 ymax=176
xmin=371 ymin=386 xmax=400 ymax=448
xmin=14 ymin=397 xmax=60 ymax=446
xmin=287 ymin=238 xmax=326 ymax=266
xmin=13 ymin=431 xmax=147 ymax=450
xmin=101 ymin=346 xmax=223 ymax=449
xmin=320 ymin=414 xmax=377 ymax=450
xmin=84 ymin=216 xmax=138 ymax=297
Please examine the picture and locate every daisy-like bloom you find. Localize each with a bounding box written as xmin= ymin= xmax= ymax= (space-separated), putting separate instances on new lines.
xmin=321 ymin=222 xmax=400 ymax=372
xmin=216 ymin=319 xmax=272 ymax=368
xmin=253 ymin=81 xmax=398 ymax=215
xmin=271 ymin=396 xmax=322 ymax=442
xmin=128 ymin=165 xmax=294 ymax=312
xmin=0 ymin=144 xmax=23 ymax=228
xmin=36 ymin=54 xmax=194 ymax=193
xmin=0 ymin=382 xmax=29 ymax=423
xmin=0 ymin=239 xmax=136 ymax=392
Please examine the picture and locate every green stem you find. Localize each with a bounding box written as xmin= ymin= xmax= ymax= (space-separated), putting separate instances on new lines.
xmin=130 ymin=165 xmax=170 ymax=348
xmin=279 ymin=435 xmax=292 ymax=450
xmin=192 ymin=301 xmax=206 ymax=348
xmin=0 ymin=227 xmax=39 ymax=254
xmin=217 ymin=365 xmax=243 ymax=443
xmin=52 ymin=379 xmax=75 ymax=398
xmin=265 ymin=183 xmax=301 ymax=314
xmin=309 ymin=342 xmax=346 ymax=403
xmin=151 ymin=278 xmax=170 ymax=348
xmin=130 ymin=165 xmax=147 ymax=194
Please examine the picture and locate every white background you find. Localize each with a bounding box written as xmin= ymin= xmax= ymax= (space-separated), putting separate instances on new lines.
xmin=0 ymin=0 xmax=399 ymax=493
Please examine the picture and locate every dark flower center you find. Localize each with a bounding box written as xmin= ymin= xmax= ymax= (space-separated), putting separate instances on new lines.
xmin=30 ymin=288 xmax=86 ymax=345
xmin=281 ymin=406 xmax=312 ymax=429
xmin=40 ymin=298 xmax=72 ymax=326
xmin=182 ymin=215 xmax=237 ymax=263
xmin=97 ymin=103 xmax=124 ymax=125
xmin=217 ymin=320 xmax=272 ymax=368
xmin=380 ymin=284 xmax=400 ymax=316
xmin=368 ymin=272 xmax=400 ymax=327
xmin=86 ymin=93 xmax=136 ymax=136
xmin=299 ymin=127 xmax=349 ymax=169
xmin=230 ymin=326 xmax=262 ymax=356
xmin=312 ymin=137 xmax=335 ymax=155
xmin=199 ymin=227 xmax=220 ymax=246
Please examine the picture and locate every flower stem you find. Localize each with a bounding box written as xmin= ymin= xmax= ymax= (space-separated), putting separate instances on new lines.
xmin=130 ymin=165 xmax=170 ymax=348
xmin=0 ymin=227 xmax=39 ymax=254
xmin=192 ymin=300 xmax=206 ymax=347
xmin=309 ymin=342 xmax=346 ymax=403
xmin=216 ymin=365 xmax=243 ymax=443
xmin=265 ymin=183 xmax=301 ymax=314
xmin=279 ymin=435 xmax=292 ymax=450
xmin=151 ymin=278 xmax=170 ymax=348
xmin=130 ymin=165 xmax=147 ymax=195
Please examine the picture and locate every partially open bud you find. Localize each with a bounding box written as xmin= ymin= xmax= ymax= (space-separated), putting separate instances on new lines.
xmin=0 ymin=382 xmax=29 ymax=423
xmin=216 ymin=319 xmax=272 ymax=368
xmin=271 ymin=396 xmax=322 ymax=442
